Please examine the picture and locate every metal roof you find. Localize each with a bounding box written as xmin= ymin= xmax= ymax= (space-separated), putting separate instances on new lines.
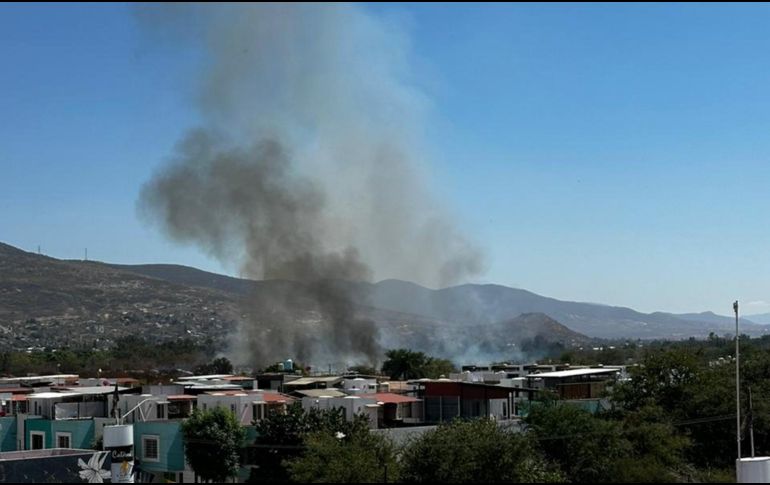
xmin=27 ymin=392 xmax=80 ymax=399
xmin=0 ymin=448 xmax=97 ymax=461
xmin=283 ymin=376 xmax=343 ymax=387
xmin=62 ymin=386 xmax=129 ymax=395
xmin=188 ymin=384 xmax=243 ymax=390
xmin=526 ymin=368 xmax=618 ymax=379
xmin=176 ymin=374 xmax=234 ymax=381
xmin=0 ymin=374 xmax=78 ymax=383
xmin=294 ymin=389 xmax=347 ymax=398
xmin=257 ymin=392 xmax=295 ymax=403
xmin=360 ymin=393 xmax=420 ymax=404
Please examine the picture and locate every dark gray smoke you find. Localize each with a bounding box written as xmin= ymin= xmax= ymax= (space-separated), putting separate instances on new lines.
xmin=136 ymin=4 xmax=484 ymax=367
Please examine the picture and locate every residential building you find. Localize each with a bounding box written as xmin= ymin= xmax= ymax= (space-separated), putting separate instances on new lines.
xmin=301 ymin=395 xmax=379 ymax=428
xmin=417 ymin=380 xmax=536 ymax=422
xmin=361 ymin=393 xmax=423 ymax=427
xmin=525 ymin=367 xmax=620 ymax=400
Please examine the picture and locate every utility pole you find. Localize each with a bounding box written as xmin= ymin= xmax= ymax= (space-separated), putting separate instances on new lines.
xmin=749 ymin=386 xmax=755 ymax=458
xmin=735 ymin=300 xmax=741 ymax=483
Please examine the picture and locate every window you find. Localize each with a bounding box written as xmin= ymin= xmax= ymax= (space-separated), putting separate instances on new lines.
xmin=142 ymin=435 xmax=160 ymax=462
xmin=156 ymin=403 xmax=165 ymax=420
xmin=230 ymin=404 xmax=236 ymax=414
xmin=56 ymin=432 xmax=72 ymax=449
xmin=15 ymin=401 xmax=27 ymax=414
xmin=30 ymin=431 xmax=45 ymax=450
xmin=252 ymin=403 xmax=265 ymax=422
xmin=403 ymin=403 xmax=412 ymax=418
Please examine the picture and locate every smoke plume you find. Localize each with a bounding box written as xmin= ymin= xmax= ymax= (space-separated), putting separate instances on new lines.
xmin=137 ymin=3 xmax=483 ymax=367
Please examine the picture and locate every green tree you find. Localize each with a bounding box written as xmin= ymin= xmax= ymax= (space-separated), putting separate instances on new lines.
xmin=286 ymin=426 xmax=398 ymax=483
xmin=181 ymin=407 xmax=246 ymax=482
xmin=249 ymin=403 xmax=371 ymax=482
xmin=381 ymin=349 xmax=428 ymax=380
xmin=610 ymin=405 xmax=693 ymax=482
xmin=195 ymin=356 xmax=234 ymax=375
xmin=526 ymin=403 xmax=630 ymax=483
xmin=611 ymin=347 xmax=701 ymax=413
xmin=381 ymin=349 xmax=456 ymax=380
xmin=609 ymin=346 xmax=738 ymax=469
xmin=347 ymin=364 xmax=378 ymax=376
xmin=422 ymin=357 xmax=456 ymax=379
xmin=401 ymin=419 xmax=563 ymax=483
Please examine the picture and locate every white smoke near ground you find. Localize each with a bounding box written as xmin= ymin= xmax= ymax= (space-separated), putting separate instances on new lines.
xmin=136 ymin=3 xmax=484 ymax=368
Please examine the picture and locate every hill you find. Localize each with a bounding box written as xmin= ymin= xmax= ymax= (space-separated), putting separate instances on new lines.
xmin=3 ymin=241 xmax=766 ymax=363
xmin=105 ymin=260 xmax=770 ymax=340
xmin=0 ymin=242 xmax=240 ymax=351
xmin=747 ymin=313 xmax=770 ymax=325
xmin=0 ymin=242 xmax=590 ymax=362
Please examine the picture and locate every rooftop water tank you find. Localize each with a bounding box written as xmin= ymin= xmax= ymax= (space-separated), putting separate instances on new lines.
xmin=739 ymin=457 xmax=770 ymax=483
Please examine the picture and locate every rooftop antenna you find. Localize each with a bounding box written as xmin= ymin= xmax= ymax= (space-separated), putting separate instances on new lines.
xmin=734 ymin=300 xmax=741 ymax=482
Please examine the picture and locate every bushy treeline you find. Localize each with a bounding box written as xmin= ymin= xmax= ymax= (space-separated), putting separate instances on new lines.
xmin=242 ymin=401 xmax=706 ymax=483
xmin=245 ymin=335 xmax=770 ymax=483
xmin=0 ymin=336 xmax=219 ymax=377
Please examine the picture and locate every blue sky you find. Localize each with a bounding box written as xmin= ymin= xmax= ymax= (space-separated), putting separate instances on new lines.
xmin=2 ymin=3 xmax=770 ymax=315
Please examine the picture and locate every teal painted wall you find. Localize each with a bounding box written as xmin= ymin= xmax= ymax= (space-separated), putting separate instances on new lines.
xmin=0 ymin=416 xmax=17 ymax=451
xmin=52 ymin=419 xmax=96 ymax=449
xmin=25 ymin=419 xmax=51 ymax=449
xmin=25 ymin=419 xmax=95 ymax=450
xmin=134 ymin=421 xmax=186 ymax=473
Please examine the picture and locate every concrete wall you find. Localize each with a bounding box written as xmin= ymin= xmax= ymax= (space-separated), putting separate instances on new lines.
xmin=342 ymin=378 xmax=377 ymax=394
xmin=197 ymin=395 xmax=254 ymax=425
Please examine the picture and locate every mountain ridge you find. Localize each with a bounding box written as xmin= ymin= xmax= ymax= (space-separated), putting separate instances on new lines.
xmin=94 ymin=254 xmax=769 ymax=339
xmin=2 ymin=241 xmax=767 ymax=359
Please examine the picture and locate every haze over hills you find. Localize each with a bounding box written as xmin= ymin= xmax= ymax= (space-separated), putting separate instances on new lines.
xmin=0 ymin=242 xmax=586 ymax=363
xmin=746 ymin=313 xmax=770 ymax=325
xmin=659 ymin=311 xmax=756 ymax=329
xmin=103 ymin=262 xmax=770 ymax=340
xmin=1 ymin=241 xmax=766 ymax=364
